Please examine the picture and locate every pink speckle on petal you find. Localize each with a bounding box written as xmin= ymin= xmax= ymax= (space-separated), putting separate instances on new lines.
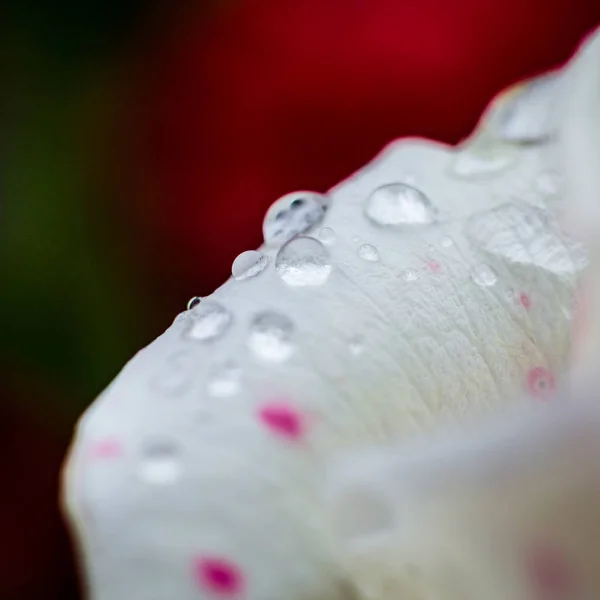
xmin=520 ymin=293 xmax=532 ymax=310
xmin=527 ymin=544 xmax=573 ymax=598
xmin=527 ymin=367 xmax=556 ymax=400
xmin=259 ymin=401 xmax=305 ymax=440
xmin=194 ymin=557 xmax=244 ymax=596
xmin=89 ymin=438 xmax=122 ymax=459
xmin=426 ymin=259 xmax=442 ymax=274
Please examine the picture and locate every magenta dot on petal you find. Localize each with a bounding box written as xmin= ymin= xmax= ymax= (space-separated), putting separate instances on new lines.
xmin=527 ymin=367 xmax=556 ymax=399
xmin=520 ymin=293 xmax=532 ymax=310
xmin=194 ymin=557 xmax=244 ymax=596
xmin=426 ymin=260 xmax=442 ymax=273
xmin=89 ymin=438 xmax=122 ymax=459
xmin=259 ymin=402 xmax=304 ymax=440
xmin=528 ymin=545 xmax=573 ymax=596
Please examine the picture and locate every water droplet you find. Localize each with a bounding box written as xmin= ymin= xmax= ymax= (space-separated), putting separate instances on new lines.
xmin=185 ymin=302 xmax=232 ymax=341
xmin=263 ymin=191 xmax=327 ymax=246
xmin=187 ymin=296 xmax=202 ymax=310
xmin=357 ymin=243 xmax=379 ymax=262
xmin=492 ymin=73 xmax=560 ymax=143
xmin=471 ymin=264 xmax=498 ymax=287
xmin=349 ymin=335 xmax=365 ymax=356
xmin=401 ymin=269 xmax=419 ymax=282
xmin=231 ymin=250 xmax=269 ymax=281
xmin=139 ymin=442 xmax=181 ymax=485
xmin=275 ymin=236 xmax=332 ymax=287
xmin=465 ymin=203 xmax=588 ymax=275
xmin=318 ymin=227 xmax=336 ymax=244
xmin=451 ymin=141 xmax=516 ymax=178
xmin=440 ymin=236 xmax=454 ymax=248
xmin=207 ymin=362 xmax=242 ymax=397
xmin=248 ymin=311 xmax=294 ymax=362
xmin=365 ymin=183 xmax=437 ymax=227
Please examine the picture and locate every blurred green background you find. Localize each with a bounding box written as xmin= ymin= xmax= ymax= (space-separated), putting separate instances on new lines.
xmin=2 ymin=1 xmax=599 ymax=598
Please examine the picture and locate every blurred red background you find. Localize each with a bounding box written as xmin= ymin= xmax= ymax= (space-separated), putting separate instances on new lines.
xmin=2 ymin=1 xmax=600 ymax=598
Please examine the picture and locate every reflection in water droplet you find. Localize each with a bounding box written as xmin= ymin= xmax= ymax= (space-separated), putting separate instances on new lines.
xmin=263 ymin=192 xmax=327 ymax=246
xmin=319 ymin=227 xmax=336 ymax=244
xmin=232 ymin=250 xmax=269 ymax=281
xmin=187 ymin=296 xmax=202 ymax=310
xmin=401 ymin=270 xmax=419 ymax=282
xmin=276 ymin=236 xmax=332 ymax=286
xmin=349 ymin=335 xmax=365 ymax=356
xmin=185 ymin=302 xmax=232 ymax=341
xmin=139 ymin=442 xmax=181 ymax=485
xmin=357 ymin=243 xmax=379 ymax=262
xmin=153 ymin=351 xmax=194 ymax=396
xmin=440 ymin=236 xmax=454 ymax=248
xmin=207 ymin=362 xmax=242 ymax=397
xmin=248 ymin=311 xmax=294 ymax=362
xmin=451 ymin=142 xmax=516 ymax=178
xmin=465 ymin=203 xmax=588 ymax=275
xmin=365 ymin=183 xmax=437 ymax=227
xmin=471 ymin=264 xmax=498 ymax=287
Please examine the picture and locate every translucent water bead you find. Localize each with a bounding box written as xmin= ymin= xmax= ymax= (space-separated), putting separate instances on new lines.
xmin=276 ymin=236 xmax=332 ymax=287
xmin=231 ymin=250 xmax=269 ymax=281
xmin=263 ymin=191 xmax=328 ymax=246
xmin=247 ymin=311 xmax=295 ymax=362
xmin=185 ymin=302 xmax=232 ymax=341
xmin=365 ymin=183 xmax=437 ymax=227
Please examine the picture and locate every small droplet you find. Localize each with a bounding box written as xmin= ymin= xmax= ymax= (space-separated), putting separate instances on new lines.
xmin=440 ymin=236 xmax=454 ymax=248
xmin=401 ymin=269 xmax=419 ymax=282
xmin=318 ymin=227 xmax=336 ymax=244
xmin=231 ymin=250 xmax=269 ymax=281
xmin=471 ymin=264 xmax=498 ymax=287
xmin=357 ymin=243 xmax=379 ymax=262
xmin=248 ymin=311 xmax=294 ymax=362
xmin=139 ymin=442 xmax=181 ymax=485
xmin=263 ymin=191 xmax=327 ymax=246
xmin=365 ymin=183 xmax=437 ymax=227
xmin=276 ymin=236 xmax=332 ymax=287
xmin=349 ymin=335 xmax=365 ymax=356
xmin=185 ymin=302 xmax=232 ymax=341
xmin=207 ymin=362 xmax=242 ymax=398
xmin=187 ymin=296 xmax=202 ymax=310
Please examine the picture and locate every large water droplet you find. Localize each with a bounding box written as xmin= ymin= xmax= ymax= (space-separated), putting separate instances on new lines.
xmin=185 ymin=302 xmax=232 ymax=341
xmin=471 ymin=264 xmax=498 ymax=287
xmin=263 ymin=191 xmax=327 ymax=246
xmin=276 ymin=236 xmax=332 ymax=286
xmin=232 ymin=250 xmax=269 ymax=281
xmin=187 ymin=296 xmax=202 ymax=310
xmin=207 ymin=362 xmax=242 ymax=397
xmin=365 ymin=183 xmax=437 ymax=227
xmin=319 ymin=227 xmax=336 ymax=245
xmin=357 ymin=243 xmax=380 ymax=262
xmin=139 ymin=442 xmax=181 ymax=485
xmin=466 ymin=203 xmax=588 ymax=275
xmin=248 ymin=311 xmax=294 ymax=362
xmin=450 ymin=140 xmax=516 ymax=178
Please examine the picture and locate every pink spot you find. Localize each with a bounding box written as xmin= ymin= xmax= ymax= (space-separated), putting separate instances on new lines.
xmin=527 ymin=367 xmax=556 ymax=400
xmin=259 ymin=401 xmax=305 ymax=440
xmin=89 ymin=438 xmax=122 ymax=459
xmin=520 ymin=293 xmax=532 ymax=310
xmin=527 ymin=544 xmax=573 ymax=598
xmin=194 ymin=557 xmax=244 ymax=596
xmin=425 ymin=259 xmax=442 ymax=274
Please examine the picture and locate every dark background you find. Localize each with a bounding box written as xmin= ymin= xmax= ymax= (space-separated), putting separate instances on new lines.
xmin=2 ymin=1 xmax=600 ymax=598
